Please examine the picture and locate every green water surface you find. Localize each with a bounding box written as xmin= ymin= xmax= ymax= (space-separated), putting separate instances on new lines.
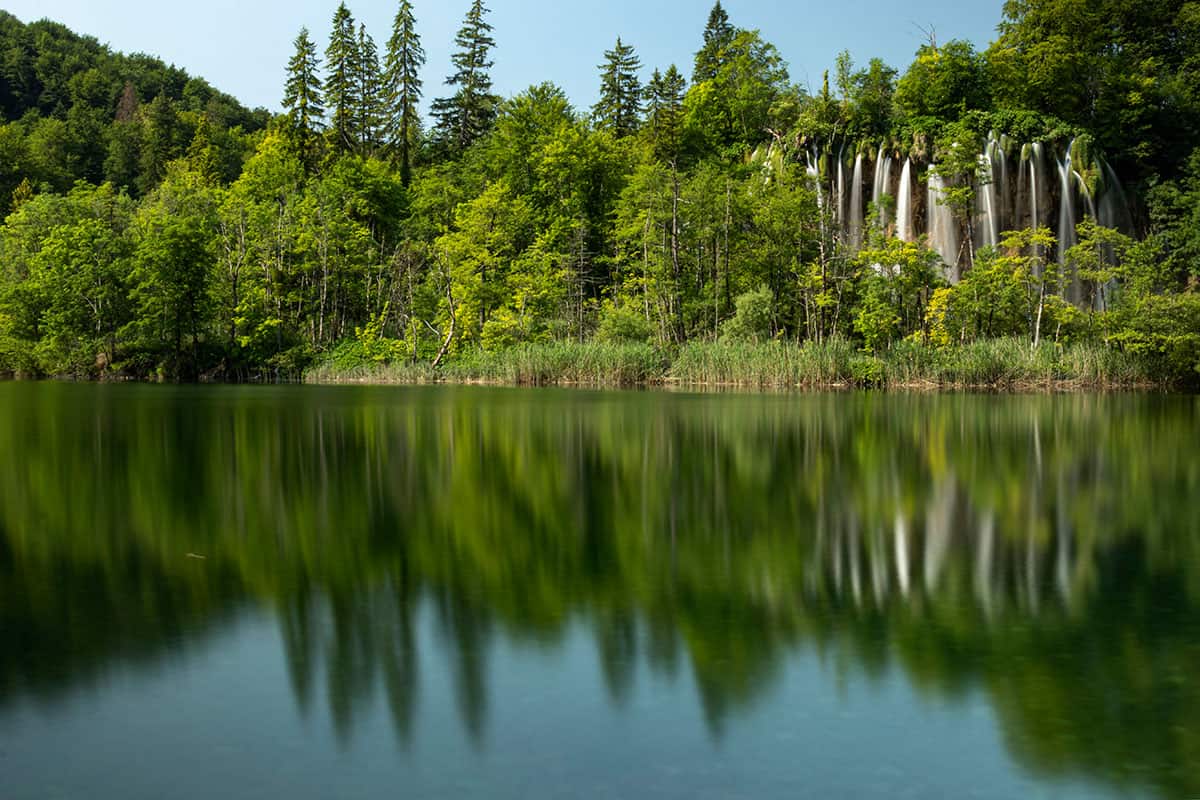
xmin=0 ymin=384 xmax=1196 ymax=799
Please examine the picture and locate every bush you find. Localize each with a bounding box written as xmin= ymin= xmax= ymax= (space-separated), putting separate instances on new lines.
xmin=596 ymin=300 xmax=655 ymax=344
xmin=1109 ymin=293 xmax=1200 ymax=385
xmin=721 ymin=286 xmax=774 ymax=343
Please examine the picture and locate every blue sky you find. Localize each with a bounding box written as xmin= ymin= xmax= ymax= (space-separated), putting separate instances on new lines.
xmin=3 ymin=0 xmax=1005 ymax=114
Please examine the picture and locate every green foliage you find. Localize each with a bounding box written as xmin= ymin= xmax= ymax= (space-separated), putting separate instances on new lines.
xmin=988 ymin=0 xmax=1200 ymax=181
xmin=721 ymin=286 xmax=773 ymax=343
xmin=683 ymin=30 xmax=792 ymax=157
xmin=431 ymin=0 xmax=498 ymax=155
xmin=284 ymin=28 xmax=325 ymax=172
xmin=383 ymin=0 xmax=425 ymax=185
xmin=596 ymin=300 xmax=654 ymax=344
xmin=0 ymin=3 xmax=1197 ymax=387
xmin=895 ymin=40 xmax=992 ymax=123
xmin=0 ymin=11 xmax=265 ymax=199
xmin=593 ymin=38 xmax=642 ymax=138
xmin=323 ymin=3 xmax=360 ymax=154
xmin=1109 ymin=293 xmax=1200 ymax=384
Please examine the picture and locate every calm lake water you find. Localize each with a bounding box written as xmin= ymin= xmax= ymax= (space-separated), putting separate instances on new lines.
xmin=0 ymin=384 xmax=1197 ymax=799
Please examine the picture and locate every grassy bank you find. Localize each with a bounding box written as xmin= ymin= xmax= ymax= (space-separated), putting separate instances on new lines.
xmin=306 ymin=337 xmax=1172 ymax=390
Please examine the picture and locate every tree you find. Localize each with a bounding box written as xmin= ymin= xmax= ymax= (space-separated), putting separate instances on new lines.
xmin=643 ymin=66 xmax=686 ymax=162
xmin=283 ymin=27 xmax=325 ymax=172
xmin=988 ymin=0 xmax=1200 ymax=182
xmin=693 ymin=1 xmax=735 ymax=84
xmin=324 ymin=3 xmax=360 ymax=154
xmin=683 ymin=30 xmax=790 ymax=155
xmin=431 ymin=0 xmax=498 ymax=154
xmin=354 ymin=24 xmax=385 ymax=157
xmin=593 ymin=38 xmax=642 ymax=138
xmin=137 ymin=93 xmax=185 ymax=195
xmin=848 ymin=58 xmax=897 ymax=139
xmin=383 ymin=0 xmax=425 ymax=185
xmin=128 ymin=163 xmax=218 ymax=377
xmin=928 ymin=121 xmax=990 ymax=274
xmin=895 ymin=39 xmax=991 ymax=124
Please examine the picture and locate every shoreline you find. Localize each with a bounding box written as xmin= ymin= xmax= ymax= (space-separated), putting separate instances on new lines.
xmin=302 ymin=375 xmax=1168 ymax=393
xmin=301 ymin=338 xmax=1182 ymax=393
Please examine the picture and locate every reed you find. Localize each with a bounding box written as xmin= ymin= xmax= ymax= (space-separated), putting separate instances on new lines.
xmin=307 ymin=338 xmax=1163 ymax=390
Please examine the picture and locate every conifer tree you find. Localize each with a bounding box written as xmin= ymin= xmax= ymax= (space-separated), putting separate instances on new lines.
xmin=644 ymin=65 xmax=686 ymax=162
xmin=431 ymin=0 xmax=498 ymax=154
xmin=383 ymin=0 xmax=425 ymax=185
xmin=693 ymin=1 xmax=736 ymax=84
xmin=283 ymin=27 xmax=325 ymax=172
xmin=592 ymin=38 xmax=643 ymax=138
xmin=324 ymin=3 xmax=360 ymax=154
xmin=355 ymin=23 xmax=384 ymax=157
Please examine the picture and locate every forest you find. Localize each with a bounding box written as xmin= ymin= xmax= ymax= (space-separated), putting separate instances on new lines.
xmin=0 ymin=0 xmax=1198 ymax=384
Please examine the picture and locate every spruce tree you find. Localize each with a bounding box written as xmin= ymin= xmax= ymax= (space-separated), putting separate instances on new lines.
xmin=324 ymin=3 xmax=360 ymax=154
xmin=693 ymin=1 xmax=735 ymax=84
xmin=431 ymin=0 xmax=498 ymax=154
xmin=644 ymin=65 xmax=686 ymax=162
xmin=592 ymin=38 xmax=643 ymax=138
xmin=355 ymin=23 xmax=385 ymax=157
xmin=283 ymin=27 xmax=325 ymax=172
xmin=383 ymin=0 xmax=425 ymax=185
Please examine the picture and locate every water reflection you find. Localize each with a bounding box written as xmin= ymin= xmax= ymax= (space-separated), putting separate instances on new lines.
xmin=0 ymin=385 xmax=1197 ymax=797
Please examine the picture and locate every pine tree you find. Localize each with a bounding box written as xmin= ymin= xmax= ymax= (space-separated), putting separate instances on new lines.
xmin=644 ymin=65 xmax=686 ymax=162
xmin=283 ymin=27 xmax=325 ymax=172
xmin=325 ymin=3 xmax=360 ymax=154
xmin=693 ymin=1 xmax=735 ymax=84
xmin=431 ymin=0 xmax=498 ymax=154
xmin=383 ymin=0 xmax=425 ymax=185
xmin=355 ymin=23 xmax=385 ymax=157
xmin=592 ymin=38 xmax=643 ymax=138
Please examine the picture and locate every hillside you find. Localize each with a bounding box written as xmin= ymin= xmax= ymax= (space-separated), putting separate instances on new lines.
xmin=0 ymin=11 xmax=269 ymax=197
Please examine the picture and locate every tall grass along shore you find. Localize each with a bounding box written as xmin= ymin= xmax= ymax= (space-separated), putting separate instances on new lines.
xmin=305 ymin=338 xmax=1168 ymax=391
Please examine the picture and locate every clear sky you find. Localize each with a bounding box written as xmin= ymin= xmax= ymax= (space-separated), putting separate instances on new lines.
xmin=2 ymin=0 xmax=1005 ymax=114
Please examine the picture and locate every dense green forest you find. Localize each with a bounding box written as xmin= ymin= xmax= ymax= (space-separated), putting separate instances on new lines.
xmin=0 ymin=0 xmax=1198 ymax=383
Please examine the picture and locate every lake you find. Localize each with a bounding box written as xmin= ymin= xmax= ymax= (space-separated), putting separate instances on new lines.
xmin=0 ymin=384 xmax=1196 ymax=799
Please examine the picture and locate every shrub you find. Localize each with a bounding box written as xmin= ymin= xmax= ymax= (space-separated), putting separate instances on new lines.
xmin=721 ymin=286 xmax=774 ymax=343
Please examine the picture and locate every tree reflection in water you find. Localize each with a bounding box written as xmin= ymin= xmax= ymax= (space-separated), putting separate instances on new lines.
xmin=0 ymin=385 xmax=1196 ymax=797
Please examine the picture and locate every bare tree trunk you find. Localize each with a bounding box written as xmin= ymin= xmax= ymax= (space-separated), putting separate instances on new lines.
xmin=670 ymin=162 xmax=684 ymax=343
xmin=432 ymin=262 xmax=457 ymax=369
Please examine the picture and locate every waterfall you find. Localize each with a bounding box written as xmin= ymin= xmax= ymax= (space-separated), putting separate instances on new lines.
xmin=849 ymin=153 xmax=864 ymax=251
xmin=978 ymin=151 xmax=999 ymax=249
xmin=1056 ymin=149 xmax=1077 ymax=266
xmin=995 ymin=135 xmax=1009 ymax=233
xmin=896 ymin=159 xmax=913 ymax=242
xmin=1057 ymin=141 xmax=1084 ymax=304
xmin=872 ymin=150 xmax=893 ymax=231
xmin=927 ymin=171 xmax=960 ymax=282
xmin=836 ymin=143 xmax=846 ymax=228
xmin=1030 ymin=142 xmax=1042 ymax=232
xmin=806 ymin=148 xmax=827 ymax=217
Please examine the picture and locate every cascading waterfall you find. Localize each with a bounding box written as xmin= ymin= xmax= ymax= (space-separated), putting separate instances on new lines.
xmin=836 ymin=144 xmax=846 ymax=227
xmin=978 ymin=151 xmax=1000 ymax=249
xmin=895 ymin=159 xmax=913 ymax=242
xmin=849 ymin=153 xmax=864 ymax=251
xmin=806 ymin=148 xmax=824 ymax=214
xmin=872 ymin=150 xmax=893 ymax=231
xmin=779 ymin=133 xmax=1131 ymax=300
xmin=976 ymin=132 xmax=1006 ymax=249
xmin=927 ymin=172 xmax=960 ymax=282
xmin=1029 ymin=142 xmax=1043 ymax=232
xmin=1056 ymin=147 xmax=1077 ymax=267
xmin=992 ymin=133 xmax=1009 ymax=232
